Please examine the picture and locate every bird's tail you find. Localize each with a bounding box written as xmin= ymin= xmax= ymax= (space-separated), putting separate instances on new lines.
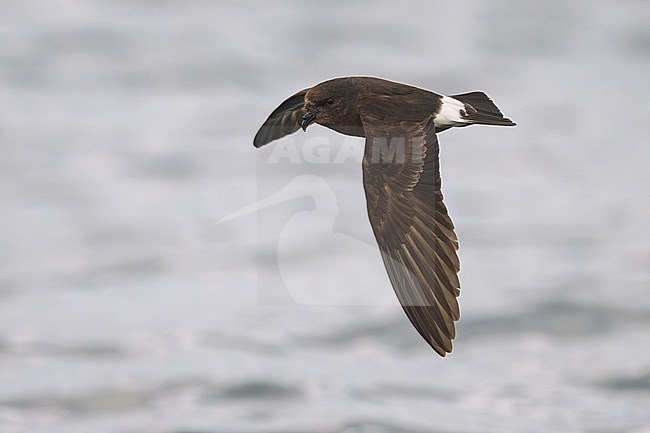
xmin=451 ymin=91 xmax=516 ymax=127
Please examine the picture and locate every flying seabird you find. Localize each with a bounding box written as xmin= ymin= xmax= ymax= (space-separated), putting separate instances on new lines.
xmin=253 ymin=76 xmax=516 ymax=356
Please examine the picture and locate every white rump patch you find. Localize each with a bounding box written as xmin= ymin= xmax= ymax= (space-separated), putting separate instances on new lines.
xmin=434 ymin=95 xmax=469 ymax=127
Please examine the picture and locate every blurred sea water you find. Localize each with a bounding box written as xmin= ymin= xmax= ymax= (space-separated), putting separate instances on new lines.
xmin=0 ymin=1 xmax=649 ymax=432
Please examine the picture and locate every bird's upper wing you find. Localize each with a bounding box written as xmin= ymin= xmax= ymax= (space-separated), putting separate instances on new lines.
xmin=360 ymin=114 xmax=461 ymax=356
xmin=254 ymin=88 xmax=308 ymax=148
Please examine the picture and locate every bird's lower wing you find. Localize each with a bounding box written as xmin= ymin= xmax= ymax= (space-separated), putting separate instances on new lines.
xmin=361 ymin=115 xmax=461 ymax=356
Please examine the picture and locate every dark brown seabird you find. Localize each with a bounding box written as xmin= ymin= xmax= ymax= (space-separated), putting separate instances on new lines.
xmin=254 ymin=76 xmax=515 ymax=356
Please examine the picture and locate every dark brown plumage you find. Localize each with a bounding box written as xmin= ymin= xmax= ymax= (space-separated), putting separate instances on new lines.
xmin=254 ymin=76 xmax=515 ymax=356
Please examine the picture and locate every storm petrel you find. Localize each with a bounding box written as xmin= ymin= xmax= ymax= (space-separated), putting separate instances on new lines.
xmin=254 ymin=76 xmax=515 ymax=356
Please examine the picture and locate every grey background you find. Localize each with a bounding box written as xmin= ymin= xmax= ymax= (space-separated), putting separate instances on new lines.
xmin=1 ymin=1 xmax=649 ymax=432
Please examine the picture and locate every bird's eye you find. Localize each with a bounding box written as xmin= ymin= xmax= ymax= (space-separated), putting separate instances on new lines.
xmin=326 ymin=98 xmax=335 ymax=105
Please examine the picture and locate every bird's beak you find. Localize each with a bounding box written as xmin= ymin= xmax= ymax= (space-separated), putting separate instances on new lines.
xmin=301 ymin=110 xmax=317 ymax=131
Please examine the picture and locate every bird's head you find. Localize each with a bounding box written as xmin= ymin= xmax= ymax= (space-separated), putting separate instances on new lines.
xmin=301 ymin=80 xmax=360 ymax=133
